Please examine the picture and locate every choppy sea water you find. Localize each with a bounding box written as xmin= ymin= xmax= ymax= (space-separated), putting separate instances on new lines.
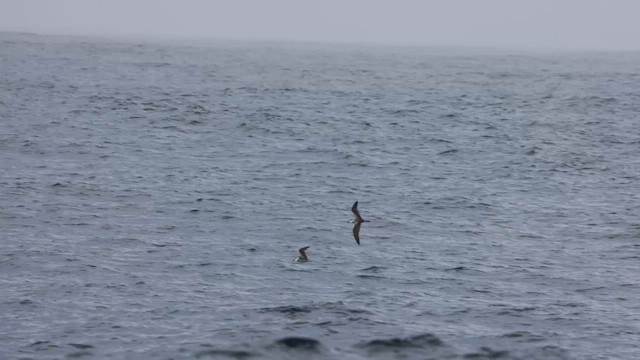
xmin=1 ymin=32 xmax=639 ymax=359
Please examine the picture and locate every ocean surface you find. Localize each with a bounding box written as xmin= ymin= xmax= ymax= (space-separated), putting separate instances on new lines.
xmin=1 ymin=32 xmax=639 ymax=360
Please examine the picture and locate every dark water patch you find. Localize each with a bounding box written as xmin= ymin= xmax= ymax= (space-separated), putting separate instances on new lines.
xmin=463 ymin=346 xmax=509 ymax=359
xmin=496 ymin=307 xmax=538 ymax=316
xmin=357 ymin=274 xmax=386 ymax=279
xmin=518 ymin=233 xmax=545 ymax=239
xmin=360 ymin=266 xmax=387 ymax=272
xmin=401 ymin=278 xmax=433 ymax=285
xmin=150 ymin=242 xmax=177 ymax=247
xmin=445 ymin=266 xmax=466 ymax=271
xmin=358 ymin=333 xmax=444 ymax=352
xmin=522 ymin=345 xmax=571 ymax=360
xmin=260 ymin=302 xmax=372 ymax=319
xmin=159 ymin=125 xmax=187 ymax=133
xmin=438 ymin=149 xmax=459 ymax=155
xmin=67 ymin=350 xmax=93 ymax=358
xmin=620 ymin=283 xmax=639 ymax=288
xmin=68 ymin=344 xmax=94 ymax=349
xmin=568 ymin=95 xmax=618 ymax=107
xmin=261 ymin=305 xmax=312 ymax=316
xmin=195 ymin=348 xmax=257 ymax=359
xmin=455 ymin=229 xmax=484 ymax=235
xmin=143 ymin=105 xmax=178 ymax=112
xmin=236 ymin=86 xmax=259 ymax=93
xmin=134 ymin=61 xmax=171 ymax=68
xmin=552 ymin=301 xmax=585 ymax=308
xmin=271 ymin=337 xmax=323 ymax=352
xmin=473 ymin=288 xmax=492 ymax=294
xmin=429 ymin=138 xmax=454 ymax=143
xmin=30 ymin=341 xmax=59 ymax=350
xmin=502 ymin=331 xmax=545 ymax=343
xmin=186 ymin=103 xmax=210 ymax=115
xmin=325 ymin=304 xmax=372 ymax=316
xmin=575 ymin=286 xmax=606 ymax=293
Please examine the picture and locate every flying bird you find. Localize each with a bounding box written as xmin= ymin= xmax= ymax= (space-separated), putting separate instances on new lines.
xmin=294 ymin=246 xmax=310 ymax=263
xmin=351 ymin=201 xmax=369 ymax=245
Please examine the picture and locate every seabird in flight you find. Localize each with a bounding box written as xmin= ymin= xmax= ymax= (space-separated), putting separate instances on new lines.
xmin=351 ymin=201 xmax=369 ymax=245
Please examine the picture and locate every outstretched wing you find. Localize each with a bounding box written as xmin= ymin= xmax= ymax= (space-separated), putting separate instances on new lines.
xmin=352 ymin=222 xmax=362 ymax=245
xmin=299 ymin=246 xmax=310 ymax=257
xmin=351 ymin=201 xmax=363 ymax=222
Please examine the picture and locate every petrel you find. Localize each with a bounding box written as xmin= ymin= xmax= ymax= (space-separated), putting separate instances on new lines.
xmin=294 ymin=246 xmax=310 ymax=263
xmin=351 ymin=201 xmax=369 ymax=245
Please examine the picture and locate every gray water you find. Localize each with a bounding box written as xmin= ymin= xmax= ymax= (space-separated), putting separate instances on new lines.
xmin=1 ymin=32 xmax=639 ymax=360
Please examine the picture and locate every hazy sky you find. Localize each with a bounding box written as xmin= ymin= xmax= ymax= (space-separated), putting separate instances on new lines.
xmin=1 ymin=0 xmax=640 ymax=50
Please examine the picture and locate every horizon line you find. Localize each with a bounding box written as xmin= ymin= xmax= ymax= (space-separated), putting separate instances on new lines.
xmin=2 ymin=28 xmax=640 ymax=54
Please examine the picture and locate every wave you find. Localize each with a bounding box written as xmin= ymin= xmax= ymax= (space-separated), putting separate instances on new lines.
xmin=358 ymin=333 xmax=444 ymax=350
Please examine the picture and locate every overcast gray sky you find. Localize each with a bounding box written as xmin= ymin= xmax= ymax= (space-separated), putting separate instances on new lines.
xmin=1 ymin=0 xmax=639 ymax=50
